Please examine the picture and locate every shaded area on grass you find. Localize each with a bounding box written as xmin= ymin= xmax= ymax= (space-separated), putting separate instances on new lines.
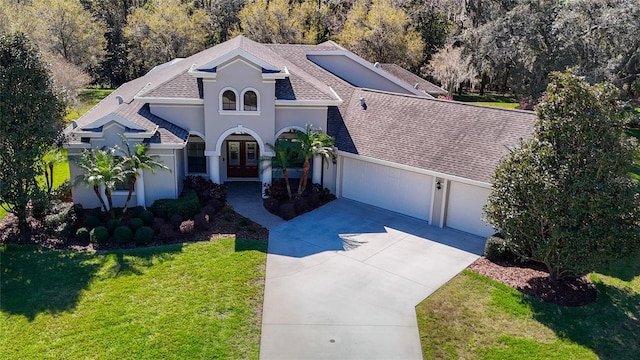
xmin=418 ymin=254 xmax=640 ymax=360
xmin=0 ymin=243 xmax=182 ymax=320
xmin=0 ymin=239 xmax=266 ymax=359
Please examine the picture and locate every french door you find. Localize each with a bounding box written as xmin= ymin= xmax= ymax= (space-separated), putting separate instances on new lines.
xmin=227 ymin=141 xmax=259 ymax=178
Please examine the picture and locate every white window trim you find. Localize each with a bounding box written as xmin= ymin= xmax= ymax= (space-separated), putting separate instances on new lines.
xmin=241 ymin=87 xmax=260 ymax=112
xmin=219 ymin=87 xmax=239 ymax=111
xmin=217 ymin=87 xmax=262 ymax=115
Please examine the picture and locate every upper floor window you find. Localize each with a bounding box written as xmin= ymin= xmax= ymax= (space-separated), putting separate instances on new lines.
xmin=222 ymin=89 xmax=237 ymax=110
xmin=243 ymin=90 xmax=258 ymax=111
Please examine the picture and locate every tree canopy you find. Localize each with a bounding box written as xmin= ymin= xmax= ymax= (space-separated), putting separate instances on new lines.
xmin=0 ymin=33 xmax=66 ymax=232
xmin=484 ymin=70 xmax=640 ymax=281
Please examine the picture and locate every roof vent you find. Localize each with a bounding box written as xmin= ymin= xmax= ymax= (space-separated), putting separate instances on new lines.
xmin=373 ymin=62 xmax=380 ymax=68
xmin=116 ymin=95 xmax=124 ymax=104
xmin=359 ymin=97 xmax=367 ymax=110
xmin=71 ymin=120 xmax=78 ymax=129
xmin=414 ymin=83 xmax=420 ymax=89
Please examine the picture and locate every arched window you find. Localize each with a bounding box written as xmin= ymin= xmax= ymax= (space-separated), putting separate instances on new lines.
xmin=222 ymin=90 xmax=236 ymax=111
xmin=243 ymin=90 xmax=258 ymax=111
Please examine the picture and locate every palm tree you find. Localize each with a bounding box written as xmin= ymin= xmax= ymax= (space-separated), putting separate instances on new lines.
xmin=41 ymin=148 xmax=65 ymax=194
xmin=262 ymin=140 xmax=300 ymax=200
xmin=295 ymin=124 xmax=337 ymax=197
xmin=75 ymin=148 xmax=127 ymax=219
xmin=117 ymin=139 xmax=169 ymax=215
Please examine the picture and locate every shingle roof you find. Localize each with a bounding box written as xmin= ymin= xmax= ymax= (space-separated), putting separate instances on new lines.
xmin=379 ymin=64 xmax=447 ymax=96
xmin=329 ymin=88 xmax=535 ymax=183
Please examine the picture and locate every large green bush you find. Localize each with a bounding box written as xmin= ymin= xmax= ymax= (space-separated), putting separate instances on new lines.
xmin=138 ymin=210 xmax=154 ymax=225
xmin=90 ymin=226 xmax=109 ymax=245
xmin=134 ymin=226 xmax=154 ymax=245
xmin=113 ymin=226 xmax=133 ymax=244
xmin=128 ymin=217 xmax=144 ymax=231
xmin=149 ymin=189 xmax=200 ymax=219
xmin=75 ymin=227 xmax=90 ymax=241
xmin=106 ymin=218 xmax=122 ymax=234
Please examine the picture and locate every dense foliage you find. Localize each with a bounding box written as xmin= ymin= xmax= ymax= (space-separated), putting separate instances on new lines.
xmin=0 ymin=33 xmax=66 ymax=232
xmin=2 ymin=0 xmax=637 ymax=100
xmin=484 ymin=70 xmax=640 ymax=280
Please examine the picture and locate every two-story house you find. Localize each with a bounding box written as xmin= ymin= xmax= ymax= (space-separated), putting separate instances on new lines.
xmin=65 ymin=36 xmax=535 ymax=237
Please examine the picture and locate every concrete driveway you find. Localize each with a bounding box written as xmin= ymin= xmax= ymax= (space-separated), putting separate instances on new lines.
xmin=260 ymin=199 xmax=485 ymax=360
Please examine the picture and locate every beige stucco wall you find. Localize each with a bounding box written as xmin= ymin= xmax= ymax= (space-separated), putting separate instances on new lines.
xmin=202 ymin=59 xmax=276 ymax=156
xmin=275 ymin=107 xmax=327 ymax=134
xmin=150 ymin=104 xmax=205 ymax=136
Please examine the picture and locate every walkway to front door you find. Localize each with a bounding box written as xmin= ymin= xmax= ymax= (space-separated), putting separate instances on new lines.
xmin=225 ymin=182 xmax=284 ymax=229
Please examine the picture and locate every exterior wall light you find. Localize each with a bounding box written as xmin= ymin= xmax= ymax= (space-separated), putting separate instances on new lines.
xmin=436 ymin=181 xmax=442 ymax=190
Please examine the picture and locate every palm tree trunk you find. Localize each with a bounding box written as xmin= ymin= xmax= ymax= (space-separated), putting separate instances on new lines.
xmin=48 ymin=163 xmax=54 ymax=193
xmin=93 ymin=185 xmax=108 ymax=213
xmin=122 ymin=177 xmax=136 ymax=217
xmin=282 ymin=168 xmax=292 ymax=200
xmin=298 ymin=159 xmax=310 ymax=197
xmin=105 ymin=188 xmax=115 ymax=219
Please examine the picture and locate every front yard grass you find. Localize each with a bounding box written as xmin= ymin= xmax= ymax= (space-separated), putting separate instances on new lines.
xmin=454 ymin=93 xmax=520 ymax=109
xmin=417 ymin=252 xmax=640 ymax=359
xmin=0 ymin=239 xmax=267 ymax=359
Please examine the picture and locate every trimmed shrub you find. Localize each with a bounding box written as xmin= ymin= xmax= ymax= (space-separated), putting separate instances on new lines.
xmin=113 ymin=226 xmax=133 ymax=244
xmin=293 ymin=198 xmax=310 ymax=215
xmin=84 ymin=215 xmax=101 ymax=229
xmin=179 ymin=220 xmax=195 ymax=234
xmin=128 ymin=206 xmax=145 ymax=217
xmin=90 ymin=226 xmax=109 ymax=245
xmin=43 ymin=202 xmax=76 ymax=231
xmin=149 ymin=190 xmax=200 ymax=219
xmin=307 ymin=193 xmax=320 ymax=209
xmin=106 ymin=219 xmax=122 ymax=234
xmin=151 ymin=217 xmax=165 ymax=233
xmin=183 ymin=175 xmax=227 ymax=202
xmin=56 ymin=223 xmax=72 ymax=241
xmin=139 ymin=210 xmax=154 ymax=225
xmin=207 ymin=199 xmax=224 ymax=211
xmin=76 ymin=227 xmax=90 ymax=241
xmin=169 ymin=214 xmax=184 ymax=229
xmin=202 ymin=205 xmax=216 ymax=218
xmin=484 ymin=235 xmax=515 ymax=262
xmin=157 ymin=224 xmax=175 ymax=241
xmin=128 ymin=217 xmax=144 ymax=232
xmin=135 ymin=226 xmax=154 ymax=245
xmin=264 ymin=198 xmax=280 ymax=214
xmin=194 ymin=213 xmax=209 ymax=231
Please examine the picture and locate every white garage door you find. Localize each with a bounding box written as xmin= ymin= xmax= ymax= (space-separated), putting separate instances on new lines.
xmin=341 ymin=156 xmax=433 ymax=221
xmin=446 ymin=181 xmax=494 ymax=237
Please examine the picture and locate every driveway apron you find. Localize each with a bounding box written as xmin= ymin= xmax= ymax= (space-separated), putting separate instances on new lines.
xmin=260 ymin=198 xmax=485 ymax=359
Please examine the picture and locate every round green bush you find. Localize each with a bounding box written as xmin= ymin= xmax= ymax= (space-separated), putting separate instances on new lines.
xmin=76 ymin=227 xmax=90 ymax=241
xmin=484 ymin=235 xmax=515 ymax=262
xmin=128 ymin=217 xmax=144 ymax=232
xmin=106 ymin=218 xmax=122 ymax=234
xmin=139 ymin=210 xmax=154 ymax=225
xmin=84 ymin=215 xmax=101 ymax=229
xmin=113 ymin=226 xmax=133 ymax=244
xmin=135 ymin=226 xmax=154 ymax=245
xmin=90 ymin=226 xmax=109 ymax=245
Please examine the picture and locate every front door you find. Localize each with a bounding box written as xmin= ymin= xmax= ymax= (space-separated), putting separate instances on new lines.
xmin=227 ymin=141 xmax=259 ymax=178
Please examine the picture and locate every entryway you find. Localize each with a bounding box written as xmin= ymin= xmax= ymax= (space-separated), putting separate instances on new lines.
xmin=227 ymin=140 xmax=258 ymax=178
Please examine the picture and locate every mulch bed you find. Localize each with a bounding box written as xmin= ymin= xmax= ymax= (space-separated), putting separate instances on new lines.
xmin=468 ymin=257 xmax=597 ymax=307
xmin=0 ymin=209 xmax=268 ymax=252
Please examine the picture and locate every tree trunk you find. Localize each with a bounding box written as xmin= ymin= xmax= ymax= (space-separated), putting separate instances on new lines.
xmin=282 ymin=168 xmax=292 ymax=200
xmin=48 ymin=163 xmax=54 ymax=193
xmin=479 ymin=73 xmax=487 ymax=95
xmin=105 ymin=188 xmax=115 ymax=219
xmin=298 ymin=159 xmax=311 ymax=197
xmin=93 ymin=185 xmax=108 ymax=213
xmin=122 ymin=177 xmax=136 ymax=218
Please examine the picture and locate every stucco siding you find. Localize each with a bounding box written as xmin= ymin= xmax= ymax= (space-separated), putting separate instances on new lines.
xmin=150 ymin=104 xmax=205 ymax=135
xmin=143 ymin=153 xmax=178 ymax=206
xmin=307 ymin=54 xmax=412 ymax=95
xmin=275 ymin=107 xmax=327 ymax=134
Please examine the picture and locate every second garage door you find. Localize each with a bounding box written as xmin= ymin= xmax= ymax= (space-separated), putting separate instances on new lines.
xmin=340 ymin=156 xmax=433 ymax=221
xmin=445 ymin=181 xmax=494 ymax=237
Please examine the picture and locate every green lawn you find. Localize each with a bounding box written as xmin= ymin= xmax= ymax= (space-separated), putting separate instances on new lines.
xmin=453 ymin=93 xmax=520 ymax=109
xmin=417 ymin=252 xmax=640 ymax=359
xmin=65 ymin=88 xmax=114 ymax=122
xmin=0 ymin=239 xmax=267 ymax=359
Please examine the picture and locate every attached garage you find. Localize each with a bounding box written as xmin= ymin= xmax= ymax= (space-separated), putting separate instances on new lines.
xmin=339 ymin=155 xmax=433 ymax=222
xmin=445 ymin=181 xmax=494 ymax=237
